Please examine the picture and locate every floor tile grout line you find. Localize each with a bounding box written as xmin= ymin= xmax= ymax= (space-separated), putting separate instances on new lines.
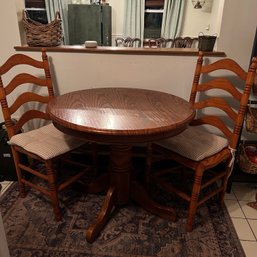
xmin=240 ymin=239 xmax=257 ymax=242
xmin=238 ymin=200 xmax=250 ymax=219
xmin=229 ymin=216 xmax=256 ymax=242
xmin=245 ymin=218 xmax=257 ymax=241
xmin=245 ymin=217 xmax=257 ymax=221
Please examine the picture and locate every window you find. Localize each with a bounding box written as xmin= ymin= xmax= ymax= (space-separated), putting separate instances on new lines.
xmin=25 ymin=0 xmax=45 ymax=8
xmin=144 ymin=0 xmax=164 ymax=39
xmin=24 ymin=0 xmax=47 ymax=24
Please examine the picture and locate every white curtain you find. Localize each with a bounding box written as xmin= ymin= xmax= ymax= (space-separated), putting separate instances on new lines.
xmin=123 ymin=0 xmax=145 ymax=42
xmin=161 ymin=0 xmax=185 ymax=39
xmin=45 ymin=0 xmax=72 ymax=44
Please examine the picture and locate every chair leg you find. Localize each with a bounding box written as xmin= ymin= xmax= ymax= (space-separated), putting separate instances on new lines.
xmin=12 ymin=149 xmax=26 ymax=198
xmin=219 ymin=160 xmax=231 ymax=203
xmin=186 ymin=166 xmax=204 ymax=232
xmin=45 ymin=160 xmax=62 ymax=222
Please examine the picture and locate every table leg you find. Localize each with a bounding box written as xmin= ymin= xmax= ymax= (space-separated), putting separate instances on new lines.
xmin=86 ymin=186 xmax=116 ymax=243
xmin=85 ymin=144 xmax=132 ymax=243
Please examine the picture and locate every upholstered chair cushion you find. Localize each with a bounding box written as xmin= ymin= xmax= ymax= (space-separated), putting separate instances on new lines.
xmin=9 ymin=123 xmax=85 ymax=160
xmin=156 ymin=126 xmax=229 ymax=161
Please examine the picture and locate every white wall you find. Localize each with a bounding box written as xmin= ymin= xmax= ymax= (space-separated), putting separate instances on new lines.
xmin=0 ymin=1 xmax=21 ymax=61
xmin=181 ymin=0 xmax=225 ymax=38
xmin=209 ymin=0 xmax=225 ymax=36
xmin=181 ymin=0 xmax=212 ymax=37
xmin=108 ymin=0 xmax=125 ymax=39
xmin=47 ymin=52 xmax=198 ymax=98
xmin=219 ymin=0 xmax=257 ymax=68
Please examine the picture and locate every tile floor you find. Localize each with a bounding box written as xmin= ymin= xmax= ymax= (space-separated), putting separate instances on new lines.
xmin=0 ymin=181 xmax=13 ymax=197
xmin=1 ymin=181 xmax=257 ymax=256
xmin=224 ymin=182 xmax=257 ymax=257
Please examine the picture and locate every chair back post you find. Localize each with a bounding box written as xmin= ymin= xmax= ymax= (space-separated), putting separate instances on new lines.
xmin=189 ymin=52 xmax=204 ymax=105
xmin=231 ymin=56 xmax=257 ymax=148
xmin=0 ymin=56 xmax=17 ymax=139
xmin=41 ymin=48 xmax=55 ymax=100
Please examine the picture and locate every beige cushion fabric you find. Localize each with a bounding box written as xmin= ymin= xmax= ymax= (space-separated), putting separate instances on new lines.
xmin=156 ymin=126 xmax=229 ymax=161
xmin=9 ymin=124 xmax=85 ymax=160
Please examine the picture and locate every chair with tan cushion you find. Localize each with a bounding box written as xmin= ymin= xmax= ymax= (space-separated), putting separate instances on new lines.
xmin=0 ymin=49 xmax=94 ymax=221
xmin=146 ymin=52 xmax=257 ymax=232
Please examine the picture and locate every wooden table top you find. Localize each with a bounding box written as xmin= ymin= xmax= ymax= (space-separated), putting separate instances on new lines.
xmin=47 ymin=88 xmax=195 ymax=143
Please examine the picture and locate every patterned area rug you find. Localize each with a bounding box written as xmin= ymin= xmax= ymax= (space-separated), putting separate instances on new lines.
xmin=0 ymin=180 xmax=245 ymax=257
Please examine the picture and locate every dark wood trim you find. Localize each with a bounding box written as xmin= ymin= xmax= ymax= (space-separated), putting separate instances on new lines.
xmin=25 ymin=0 xmax=45 ymax=8
xmin=14 ymin=45 xmax=226 ymax=57
xmin=145 ymin=0 xmax=164 ymax=8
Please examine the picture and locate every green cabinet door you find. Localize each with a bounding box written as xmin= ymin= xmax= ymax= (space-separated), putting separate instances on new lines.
xmin=68 ymin=4 xmax=112 ymax=46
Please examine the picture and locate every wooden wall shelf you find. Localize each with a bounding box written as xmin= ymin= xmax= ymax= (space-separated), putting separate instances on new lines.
xmin=14 ymin=45 xmax=226 ymax=57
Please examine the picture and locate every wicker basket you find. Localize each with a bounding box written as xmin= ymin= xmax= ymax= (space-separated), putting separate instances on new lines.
xmin=23 ymin=10 xmax=63 ymax=47
xmin=238 ymin=144 xmax=257 ymax=174
xmin=198 ymin=33 xmax=217 ymax=52
xmin=245 ymin=105 xmax=257 ymax=133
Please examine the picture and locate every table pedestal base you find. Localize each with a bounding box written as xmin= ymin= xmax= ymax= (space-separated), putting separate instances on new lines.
xmin=86 ymin=186 xmax=116 ymax=243
xmin=85 ymin=144 xmax=176 ymax=243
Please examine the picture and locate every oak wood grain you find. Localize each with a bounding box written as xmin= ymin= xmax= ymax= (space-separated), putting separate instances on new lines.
xmin=47 ymin=88 xmax=195 ymax=143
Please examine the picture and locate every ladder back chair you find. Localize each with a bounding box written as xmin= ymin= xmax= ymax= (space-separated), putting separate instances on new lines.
xmin=131 ymin=37 xmax=142 ymax=47
xmin=115 ymin=37 xmax=141 ymax=47
xmin=144 ymin=38 xmax=167 ymax=48
xmin=173 ymin=37 xmax=198 ymax=48
xmin=0 ymin=49 xmax=94 ymax=221
xmin=165 ymin=38 xmax=174 ymax=48
xmin=146 ymin=52 xmax=257 ymax=232
xmin=155 ymin=37 xmax=167 ymax=47
xmin=115 ymin=37 xmax=127 ymax=46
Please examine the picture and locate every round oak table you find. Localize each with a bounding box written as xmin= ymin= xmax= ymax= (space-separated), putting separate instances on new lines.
xmin=47 ymin=88 xmax=195 ymax=243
